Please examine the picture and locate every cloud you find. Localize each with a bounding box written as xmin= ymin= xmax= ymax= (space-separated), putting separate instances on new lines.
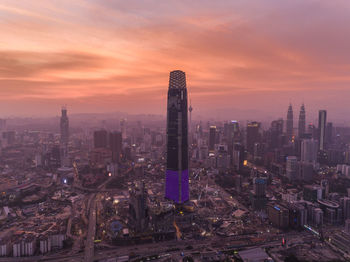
xmin=0 ymin=0 xmax=350 ymax=120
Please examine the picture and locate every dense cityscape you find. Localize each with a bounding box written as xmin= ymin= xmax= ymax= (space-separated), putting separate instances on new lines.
xmin=0 ymin=69 xmax=349 ymax=262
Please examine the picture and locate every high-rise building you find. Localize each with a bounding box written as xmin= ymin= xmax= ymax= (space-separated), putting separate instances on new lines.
xmin=246 ymin=121 xmax=261 ymax=154
xmin=286 ymin=156 xmax=298 ymax=181
xmin=120 ymin=118 xmax=127 ymax=139
xmin=269 ymin=119 xmax=283 ymax=149
xmin=216 ymin=144 xmax=229 ymax=169
xmin=94 ymin=129 xmax=108 ymax=148
xmin=60 ymin=107 xmax=69 ymax=167
xmin=318 ymin=110 xmax=327 ymax=150
xmin=251 ymin=177 xmax=268 ymax=210
xmin=225 ymin=120 xmax=240 ymax=166
xmin=267 ymin=203 xmax=289 ymax=229
xmin=298 ymin=104 xmax=306 ymax=138
xmin=129 ymin=181 xmax=149 ymax=232
xmin=326 ymin=122 xmax=333 ymax=147
xmin=299 ymin=162 xmax=313 ymax=182
xmin=165 ymin=70 xmax=189 ymax=204
xmin=224 ymin=120 xmax=240 ymax=144
xmin=308 ymin=123 xmax=317 ymax=139
xmin=60 ymin=107 xmax=69 ymax=145
xmin=253 ymin=177 xmax=267 ymax=197
xmin=232 ymin=143 xmax=245 ymax=171
xmin=286 ymin=104 xmax=293 ymax=141
xmin=301 ymin=138 xmax=318 ymax=166
xmin=109 ymin=131 xmax=122 ymax=163
xmin=209 ymin=126 xmax=216 ymax=152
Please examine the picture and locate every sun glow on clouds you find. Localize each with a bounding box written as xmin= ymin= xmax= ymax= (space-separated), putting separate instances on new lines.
xmin=0 ymin=0 xmax=350 ymax=119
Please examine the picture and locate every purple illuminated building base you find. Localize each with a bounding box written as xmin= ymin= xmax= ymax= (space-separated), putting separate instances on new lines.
xmin=165 ymin=169 xmax=189 ymax=203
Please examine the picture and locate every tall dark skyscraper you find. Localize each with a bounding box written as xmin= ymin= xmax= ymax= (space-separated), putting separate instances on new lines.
xmin=224 ymin=120 xmax=240 ymax=145
xmin=326 ymin=122 xmax=333 ymax=147
xmin=246 ymin=121 xmax=261 ymax=154
xmin=60 ymin=106 xmax=69 ymax=145
xmin=286 ymin=104 xmax=293 ymax=141
xmin=318 ymin=110 xmax=327 ymax=150
xmin=298 ymin=104 xmax=306 ymax=138
xmin=269 ymin=119 xmax=283 ymax=149
xmin=209 ymin=126 xmax=216 ymax=152
xmin=165 ymin=70 xmax=189 ymax=204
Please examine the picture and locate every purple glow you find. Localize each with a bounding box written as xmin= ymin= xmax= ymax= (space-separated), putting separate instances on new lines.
xmin=165 ymin=169 xmax=189 ymax=203
xmin=165 ymin=170 xmax=179 ymax=202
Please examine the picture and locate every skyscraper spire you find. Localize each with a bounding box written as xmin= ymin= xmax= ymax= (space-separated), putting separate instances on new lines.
xmin=298 ymin=103 xmax=306 ymax=138
xmin=286 ymin=104 xmax=293 ymax=141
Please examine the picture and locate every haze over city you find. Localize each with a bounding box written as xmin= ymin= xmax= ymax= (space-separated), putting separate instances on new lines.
xmin=1 ymin=0 xmax=350 ymax=121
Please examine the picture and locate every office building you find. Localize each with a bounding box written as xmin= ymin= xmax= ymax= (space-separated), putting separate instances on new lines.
xmin=286 ymin=156 xmax=298 ymax=181
xmin=129 ymin=181 xmax=149 ymax=232
xmin=232 ymin=143 xmax=244 ymax=171
xmin=109 ymin=131 xmax=122 ymax=163
xmin=301 ymin=138 xmax=318 ymax=166
xmin=120 ymin=118 xmax=127 ymax=139
xmin=298 ymin=104 xmax=306 ymax=138
xmin=246 ymin=121 xmax=261 ymax=154
xmin=286 ymin=104 xmax=293 ymax=141
xmin=303 ymin=185 xmax=323 ymax=202
xmin=269 ymin=119 xmax=283 ymax=149
xmin=165 ymin=70 xmax=189 ymax=204
xmin=267 ymin=203 xmax=289 ymax=229
xmin=251 ymin=177 xmax=268 ymax=210
xmin=288 ymin=203 xmax=307 ymax=229
xmin=216 ymin=144 xmax=229 ymax=169
xmin=299 ymin=162 xmax=313 ymax=182
xmin=318 ymin=110 xmax=327 ymax=150
xmin=224 ymin=120 xmax=240 ymax=144
xmin=326 ymin=122 xmax=333 ymax=147
xmin=209 ymin=126 xmax=216 ymax=152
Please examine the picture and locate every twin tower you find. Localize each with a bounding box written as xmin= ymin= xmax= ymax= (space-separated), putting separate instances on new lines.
xmin=165 ymin=70 xmax=189 ymax=204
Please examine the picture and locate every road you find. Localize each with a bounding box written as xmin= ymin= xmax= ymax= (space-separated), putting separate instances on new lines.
xmin=84 ymin=194 xmax=97 ymax=262
xmin=82 ymin=167 xmax=132 ymax=261
xmin=0 ymin=230 xmax=315 ymax=262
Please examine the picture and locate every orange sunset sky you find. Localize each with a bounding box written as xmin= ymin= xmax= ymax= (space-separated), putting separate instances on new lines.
xmin=0 ymin=0 xmax=350 ymax=121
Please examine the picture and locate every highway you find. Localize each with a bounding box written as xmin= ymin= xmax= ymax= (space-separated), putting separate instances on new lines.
xmin=0 ymin=230 xmax=315 ymax=262
xmin=84 ymin=194 xmax=97 ymax=262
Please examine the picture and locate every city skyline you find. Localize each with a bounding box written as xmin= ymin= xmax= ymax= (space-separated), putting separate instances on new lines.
xmin=2 ymin=1 xmax=350 ymax=261
xmin=0 ymin=1 xmax=350 ymax=120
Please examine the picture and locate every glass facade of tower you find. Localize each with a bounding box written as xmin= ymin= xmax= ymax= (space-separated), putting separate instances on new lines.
xmin=165 ymin=70 xmax=189 ymax=203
